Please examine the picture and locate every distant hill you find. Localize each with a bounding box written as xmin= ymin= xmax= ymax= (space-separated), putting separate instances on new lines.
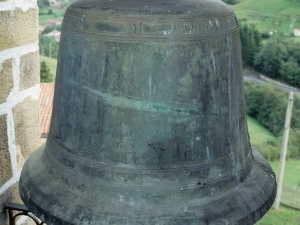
xmin=231 ymin=0 xmax=300 ymax=41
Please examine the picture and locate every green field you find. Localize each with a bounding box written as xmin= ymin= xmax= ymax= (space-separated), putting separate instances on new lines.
xmin=247 ymin=115 xmax=276 ymax=148
xmin=270 ymin=160 xmax=300 ymax=187
xmin=247 ymin=115 xmax=280 ymax=161
xmin=40 ymin=55 xmax=57 ymax=80
xmin=247 ymin=117 xmax=300 ymax=224
xmin=256 ymin=159 xmax=300 ymax=225
xmin=232 ymin=0 xmax=300 ymax=41
xmin=39 ymin=8 xmax=65 ymax=25
xmin=39 ymin=0 xmax=77 ymax=25
xmin=257 ymin=204 xmax=300 ymax=225
xmin=270 ymin=160 xmax=300 ymax=208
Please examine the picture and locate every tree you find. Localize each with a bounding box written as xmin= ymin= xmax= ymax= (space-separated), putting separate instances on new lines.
xmin=239 ymin=23 xmax=262 ymax=66
xmin=253 ymin=40 xmax=300 ymax=87
xmin=244 ymin=82 xmax=297 ymax=136
xmin=41 ymin=26 xmax=54 ymax=35
xmin=244 ymin=81 xmax=300 ymax=159
xmin=39 ymin=36 xmax=59 ymax=59
xmin=244 ymin=82 xmax=264 ymax=117
xmin=37 ymin=0 xmax=50 ymax=8
xmin=254 ymin=39 xmax=288 ymax=78
xmin=259 ymin=91 xmax=286 ymax=135
xmin=40 ymin=61 xmax=53 ymax=82
xmin=280 ymin=59 xmax=300 ymax=86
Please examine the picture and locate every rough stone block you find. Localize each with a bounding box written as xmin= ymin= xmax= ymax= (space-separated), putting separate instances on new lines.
xmin=0 ymin=182 xmax=38 ymax=225
xmin=0 ymin=114 xmax=13 ymax=186
xmin=0 ymin=8 xmax=38 ymax=51
xmin=0 ymin=58 xmax=14 ymax=104
xmin=0 ymin=183 xmax=21 ymax=225
xmin=12 ymin=97 xmax=40 ymax=170
xmin=20 ymin=51 xmax=39 ymax=91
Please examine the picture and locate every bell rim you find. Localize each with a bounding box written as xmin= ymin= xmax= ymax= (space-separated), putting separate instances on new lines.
xmin=19 ymin=145 xmax=276 ymax=225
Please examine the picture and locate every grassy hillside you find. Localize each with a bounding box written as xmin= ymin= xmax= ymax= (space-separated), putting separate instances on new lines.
xmin=247 ymin=116 xmax=300 ymax=225
xmin=247 ymin=115 xmax=276 ymax=148
xmin=38 ymin=0 xmax=77 ymax=25
xmin=256 ymin=159 xmax=300 ymax=225
xmin=257 ymin=203 xmax=300 ymax=225
xmin=232 ymin=0 xmax=300 ymax=41
xmin=269 ymin=160 xmax=300 ymax=187
xmin=39 ymin=7 xmax=66 ymax=24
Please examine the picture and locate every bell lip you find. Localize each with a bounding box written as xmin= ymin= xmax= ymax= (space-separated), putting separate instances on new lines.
xmin=19 ymin=145 xmax=276 ymax=225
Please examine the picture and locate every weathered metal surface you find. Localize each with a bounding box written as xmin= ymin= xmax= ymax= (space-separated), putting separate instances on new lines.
xmin=19 ymin=0 xmax=276 ymax=224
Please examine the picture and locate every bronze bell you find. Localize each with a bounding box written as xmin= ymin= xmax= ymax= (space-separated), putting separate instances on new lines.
xmin=20 ymin=0 xmax=276 ymax=224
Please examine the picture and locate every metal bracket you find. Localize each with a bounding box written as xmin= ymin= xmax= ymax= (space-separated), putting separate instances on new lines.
xmin=4 ymin=202 xmax=45 ymax=225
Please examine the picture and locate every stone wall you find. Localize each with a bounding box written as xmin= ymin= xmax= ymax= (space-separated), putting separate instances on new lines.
xmin=0 ymin=0 xmax=39 ymax=223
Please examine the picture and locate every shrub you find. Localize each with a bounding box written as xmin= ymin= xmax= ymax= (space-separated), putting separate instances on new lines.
xmin=244 ymin=81 xmax=300 ymax=159
xmin=40 ymin=61 xmax=53 ymax=82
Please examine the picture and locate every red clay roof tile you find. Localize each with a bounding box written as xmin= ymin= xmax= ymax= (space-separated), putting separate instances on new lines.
xmin=40 ymin=83 xmax=54 ymax=137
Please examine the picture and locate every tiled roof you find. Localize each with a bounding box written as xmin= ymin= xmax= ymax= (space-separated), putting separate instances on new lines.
xmin=45 ymin=19 xmax=59 ymax=24
xmin=40 ymin=83 xmax=54 ymax=137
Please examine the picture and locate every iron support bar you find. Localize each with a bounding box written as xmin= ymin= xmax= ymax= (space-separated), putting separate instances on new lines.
xmin=4 ymin=202 xmax=45 ymax=225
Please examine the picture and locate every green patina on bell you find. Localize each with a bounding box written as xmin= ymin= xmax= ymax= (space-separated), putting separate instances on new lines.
xmin=19 ymin=0 xmax=276 ymax=224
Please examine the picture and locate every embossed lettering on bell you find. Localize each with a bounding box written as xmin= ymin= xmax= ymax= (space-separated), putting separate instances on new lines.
xmin=19 ymin=0 xmax=276 ymax=224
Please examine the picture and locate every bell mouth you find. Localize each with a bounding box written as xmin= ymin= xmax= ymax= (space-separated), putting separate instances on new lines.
xmin=19 ymin=144 xmax=276 ymax=225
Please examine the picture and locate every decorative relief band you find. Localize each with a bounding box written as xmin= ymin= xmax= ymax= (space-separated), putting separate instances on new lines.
xmin=62 ymin=8 xmax=239 ymax=41
xmin=44 ymin=135 xmax=252 ymax=190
